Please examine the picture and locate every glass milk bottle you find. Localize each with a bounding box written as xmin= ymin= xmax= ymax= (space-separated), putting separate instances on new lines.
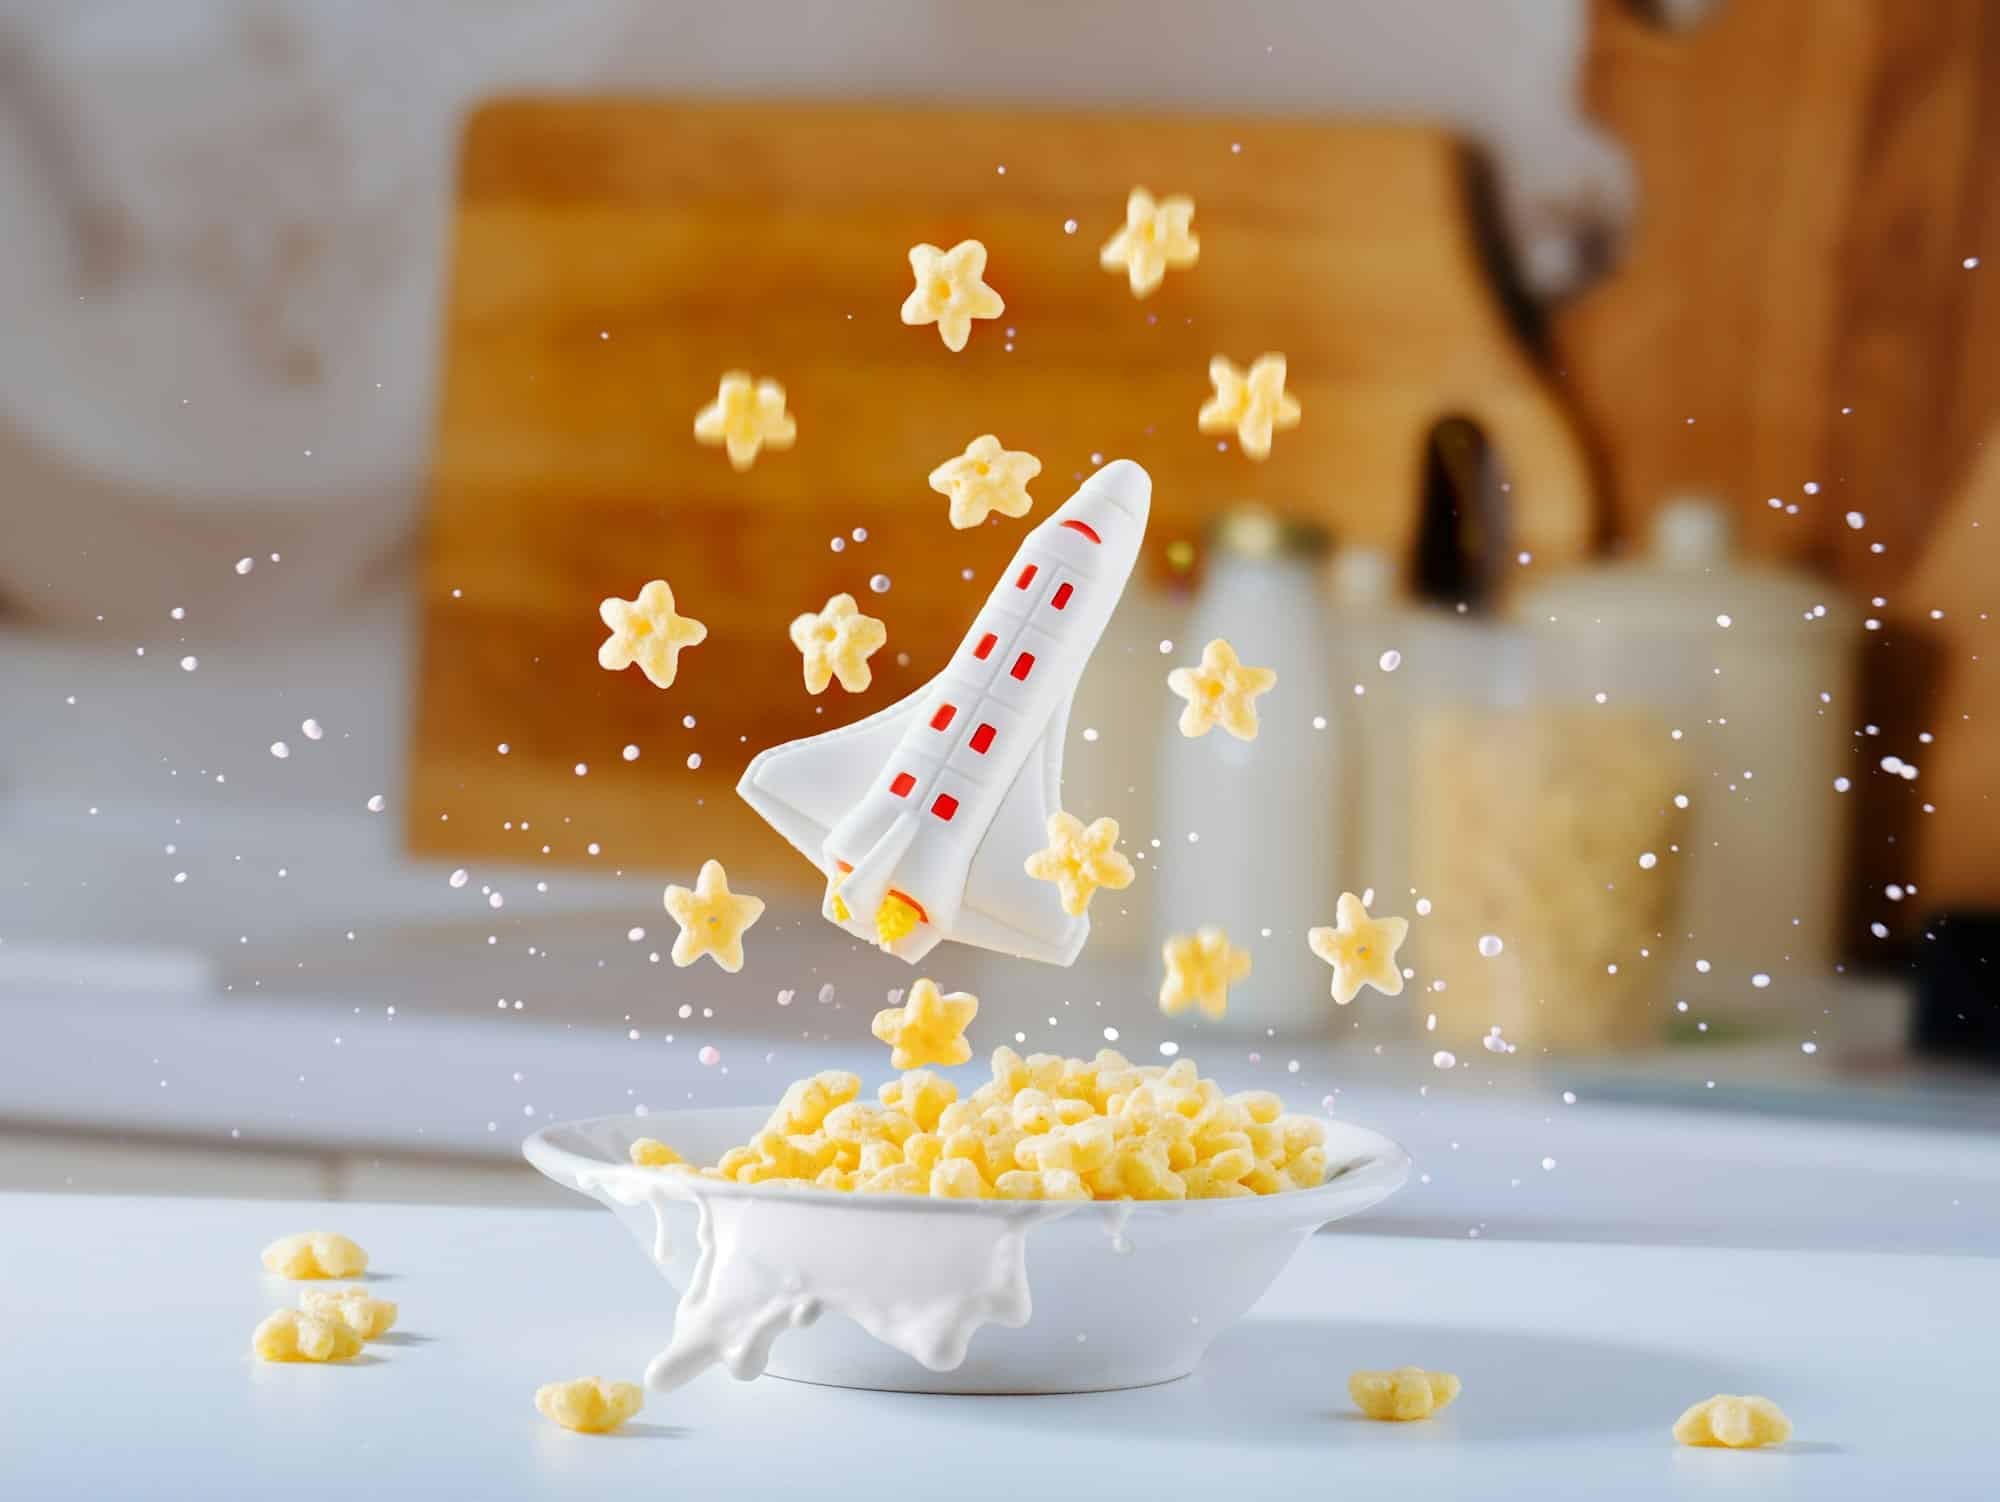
xmin=1152 ymin=508 xmax=1341 ymax=1034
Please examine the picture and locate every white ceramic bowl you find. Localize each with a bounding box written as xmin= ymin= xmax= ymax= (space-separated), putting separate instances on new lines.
xmin=526 ymin=1105 xmax=1409 ymax=1394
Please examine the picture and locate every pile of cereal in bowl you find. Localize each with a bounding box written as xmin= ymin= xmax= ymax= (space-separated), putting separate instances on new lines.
xmin=629 ymin=990 xmax=1329 ymax=1204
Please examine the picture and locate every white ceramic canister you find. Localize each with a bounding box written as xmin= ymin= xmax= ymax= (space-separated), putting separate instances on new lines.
xmin=1510 ymin=497 xmax=1861 ymax=1022
xmin=1152 ymin=508 xmax=1341 ymax=1033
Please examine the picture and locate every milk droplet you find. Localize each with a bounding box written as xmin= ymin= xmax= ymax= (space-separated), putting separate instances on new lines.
xmin=868 ymin=574 xmax=891 ymax=594
xmin=1541 ymin=1156 xmax=1557 ymax=1171
xmin=365 ymin=794 xmax=385 ymax=812
xmin=686 ymin=752 xmax=703 ymax=770
xmin=830 ymin=536 xmax=846 ymax=552
xmin=1639 ymin=852 xmax=1658 ymax=869
xmin=622 ymin=744 xmax=640 ymax=761
xmin=234 ymin=557 xmax=254 ymax=575
xmin=627 ymin=927 xmax=645 ymax=941
xmin=1378 ymin=649 xmax=1402 ymax=672
xmin=1561 ymin=1090 xmax=1577 ymax=1105
xmin=682 ymin=715 xmax=697 ymax=729
xmin=851 ymin=527 xmax=868 ymax=543
xmin=488 ymin=892 xmax=504 ymax=909
xmin=776 ymin=989 xmax=795 ymax=1007
xmin=1415 ymin=897 xmax=1432 ymax=916
xmin=1752 ymin=972 xmax=1772 ymax=988
xmin=1715 ymin=614 xmax=1732 ymax=628
xmin=818 ymin=984 xmax=836 ymax=1004
xmin=1477 ymin=934 xmax=1504 ymax=958
xmin=449 ymin=869 xmax=469 ymax=888
xmin=269 ymin=741 xmax=290 ymax=759
xmin=179 ymin=656 xmax=198 ymax=672
xmin=170 ymin=606 xmax=186 ymax=620
xmin=301 ymin=719 xmax=323 ymax=740
xmin=1102 ymin=1026 xmax=1120 ymax=1041
xmin=699 ymin=1045 xmax=721 ymax=1066
xmin=1800 ymin=1041 xmax=1818 ymax=1055
xmin=1845 ymin=511 xmax=1866 ymax=530
xmin=1063 ymin=218 xmax=1078 ymax=234
xmin=1432 ymin=1050 xmax=1457 ymax=1069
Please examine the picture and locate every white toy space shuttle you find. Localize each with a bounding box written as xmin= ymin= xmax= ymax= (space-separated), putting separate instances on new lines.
xmin=738 ymin=459 xmax=1152 ymax=966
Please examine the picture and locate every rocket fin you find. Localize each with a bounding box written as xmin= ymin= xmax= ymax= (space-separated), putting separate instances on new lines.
xmin=957 ymin=696 xmax=1089 ymax=966
xmin=736 ymin=690 xmax=925 ymax=868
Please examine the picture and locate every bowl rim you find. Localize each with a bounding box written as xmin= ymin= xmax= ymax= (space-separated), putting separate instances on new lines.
xmin=525 ymin=1104 xmax=1411 ymax=1225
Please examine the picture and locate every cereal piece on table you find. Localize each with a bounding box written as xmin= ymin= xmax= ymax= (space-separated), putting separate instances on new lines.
xmin=1159 ymin=927 xmax=1252 ymax=1020
xmin=789 ymin=593 xmax=888 ymax=695
xmin=1024 ymin=812 xmax=1135 ymax=917
xmin=252 ymin=1309 xmax=364 ymax=1363
xmin=1673 ymin=1395 xmax=1793 ymax=1449
xmin=928 ymin=435 xmax=1041 ymax=530
xmin=1099 ymin=187 xmax=1199 ymax=298
xmin=298 ymin=1286 xmax=398 ymax=1341
xmin=535 ymin=1377 xmax=645 ymax=1434
xmin=597 ymin=580 xmax=707 ymax=691
xmin=900 ymin=239 xmax=1004 ymax=352
xmin=1198 ymin=352 xmax=1301 ymax=461
xmin=692 ymin=370 xmax=795 ymax=472
xmin=628 ymin=1138 xmax=686 ymax=1168
xmin=1167 ymin=638 xmax=1277 ymax=741
xmin=1308 ymin=891 xmax=1410 ymax=1005
xmin=261 ymin=1231 xmax=368 ymax=1280
xmin=1350 ymin=1367 xmax=1461 ymax=1421
xmin=870 ymin=978 xmax=978 ymax=1069
xmin=662 ymin=859 xmax=765 ymax=972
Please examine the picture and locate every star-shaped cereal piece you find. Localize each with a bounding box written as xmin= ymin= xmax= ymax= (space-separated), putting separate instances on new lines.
xmin=870 ymin=978 xmax=978 ymax=1069
xmin=260 ymin=1231 xmax=368 ymax=1280
xmin=1158 ymin=926 xmax=1252 ymax=1020
xmin=535 ymin=1377 xmax=644 ymax=1435
xmin=1167 ymin=637 xmax=1277 ymax=740
xmin=252 ymin=1309 xmax=363 ymax=1363
xmin=928 ymin=435 xmax=1042 ymax=530
xmin=1024 ymin=811 xmax=1135 ymax=917
xmin=1673 ymin=1395 xmax=1793 ymax=1449
xmin=1350 ymin=1368 xmax=1462 ymax=1422
xmin=597 ymin=580 xmax=707 ymax=691
xmin=1308 ymin=891 xmax=1410 ymax=1005
xmin=1099 ymin=187 xmax=1200 ymax=297
xmin=662 ymin=859 xmax=765 ymax=972
xmin=789 ymin=592 xmax=888 ymax=694
xmin=692 ymin=370 xmax=796 ymax=471
xmin=1198 ymin=353 xmax=1301 ymax=461
xmin=900 ymin=239 xmax=1004 ymax=352
xmin=299 ymin=1285 xmax=398 ymax=1341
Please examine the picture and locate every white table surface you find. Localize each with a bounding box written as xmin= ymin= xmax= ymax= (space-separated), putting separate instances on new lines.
xmin=4 ymin=1192 xmax=1995 ymax=1500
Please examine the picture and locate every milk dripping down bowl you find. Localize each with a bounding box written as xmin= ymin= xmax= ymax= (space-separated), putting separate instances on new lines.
xmin=526 ymin=1105 xmax=1410 ymax=1395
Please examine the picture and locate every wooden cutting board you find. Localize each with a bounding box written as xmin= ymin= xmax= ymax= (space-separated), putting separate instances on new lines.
xmin=409 ymin=97 xmax=1591 ymax=881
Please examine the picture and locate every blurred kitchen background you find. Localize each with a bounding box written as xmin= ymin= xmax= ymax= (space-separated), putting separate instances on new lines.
xmin=2 ymin=0 xmax=1996 ymax=1246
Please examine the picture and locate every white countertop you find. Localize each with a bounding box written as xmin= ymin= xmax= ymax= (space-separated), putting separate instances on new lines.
xmin=4 ymin=1191 xmax=1994 ymax=1500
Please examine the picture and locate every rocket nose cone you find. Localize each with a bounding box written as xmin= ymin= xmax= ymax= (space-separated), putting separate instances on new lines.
xmin=1077 ymin=458 xmax=1151 ymax=524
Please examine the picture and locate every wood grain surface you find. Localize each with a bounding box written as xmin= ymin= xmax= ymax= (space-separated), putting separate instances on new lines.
xmin=1558 ymin=0 xmax=2000 ymax=925
xmin=410 ymin=98 xmax=1591 ymax=881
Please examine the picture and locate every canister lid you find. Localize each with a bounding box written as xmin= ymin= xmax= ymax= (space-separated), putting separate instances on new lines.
xmin=1512 ymin=495 xmax=1856 ymax=638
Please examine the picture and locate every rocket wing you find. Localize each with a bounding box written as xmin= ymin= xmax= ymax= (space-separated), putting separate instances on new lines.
xmin=955 ymin=694 xmax=1089 ymax=966
xmin=735 ymin=690 xmax=925 ymax=868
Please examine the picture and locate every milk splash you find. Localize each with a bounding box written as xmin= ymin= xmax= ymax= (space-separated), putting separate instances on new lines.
xmin=578 ymin=1163 xmax=1070 ymax=1391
